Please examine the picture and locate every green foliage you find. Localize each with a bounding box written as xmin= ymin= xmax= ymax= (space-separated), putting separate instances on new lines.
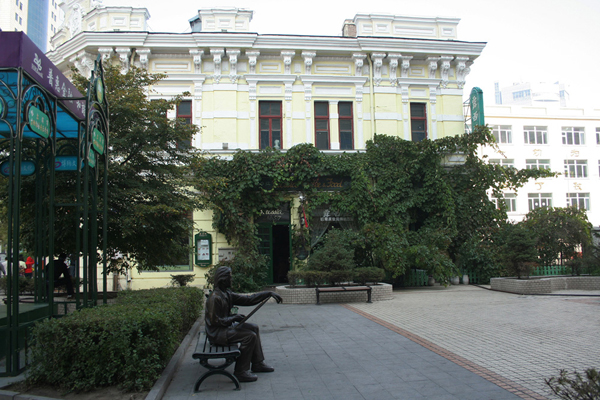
xmin=353 ymin=267 xmax=385 ymax=285
xmin=546 ymin=368 xmax=600 ymax=400
xmin=170 ymin=274 xmax=195 ymax=287
xmin=496 ymin=222 xmax=539 ymax=279
xmin=455 ymin=234 xmax=501 ymax=284
xmin=287 ymin=270 xmax=330 ymax=287
xmin=193 ymin=126 xmax=553 ymax=283
xmin=10 ymin=63 xmax=203 ymax=271
xmin=27 ymin=287 xmax=203 ymax=392
xmin=204 ymin=252 xmax=268 ymax=293
xmin=0 ymin=276 xmax=35 ymax=294
xmin=308 ymin=229 xmax=354 ymax=282
xmin=524 ymin=207 xmax=593 ymax=268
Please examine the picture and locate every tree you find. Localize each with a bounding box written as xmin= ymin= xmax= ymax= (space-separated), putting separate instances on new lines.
xmin=2 ymin=64 xmax=203 ymax=271
xmin=523 ymin=206 xmax=593 ymax=269
xmin=73 ymin=64 xmax=202 ymax=271
xmin=496 ymin=222 xmax=539 ymax=279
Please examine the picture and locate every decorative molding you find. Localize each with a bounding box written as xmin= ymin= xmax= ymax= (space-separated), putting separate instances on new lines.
xmin=304 ymin=83 xmax=312 ymax=101
xmin=455 ymin=56 xmax=471 ymax=89
xmin=400 ymin=56 xmax=413 ymax=78
xmin=426 ymin=57 xmax=439 ymax=79
xmin=302 ymin=51 xmax=316 ymax=75
xmin=372 ymin=53 xmax=386 ymax=86
xmin=210 ymin=48 xmax=224 ymax=83
xmin=227 ymin=48 xmax=241 ymax=83
xmin=387 ymin=53 xmax=401 ymax=86
xmin=98 ymin=47 xmax=113 ymax=62
xmin=353 ymin=53 xmax=367 ymax=76
xmin=281 ymin=51 xmax=295 ymax=75
xmin=137 ymin=48 xmax=151 ymax=70
xmin=439 ymin=56 xmax=454 ymax=88
xmin=246 ymin=50 xmax=260 ymax=74
xmin=115 ymin=47 xmax=131 ymax=73
xmin=189 ymin=49 xmax=203 ymax=73
xmin=71 ymin=50 xmax=94 ymax=77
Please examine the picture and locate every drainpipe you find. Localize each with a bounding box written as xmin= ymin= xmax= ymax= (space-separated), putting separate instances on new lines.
xmin=367 ymin=54 xmax=376 ymax=137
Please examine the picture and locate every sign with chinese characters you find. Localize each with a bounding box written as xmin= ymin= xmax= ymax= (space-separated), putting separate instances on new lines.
xmin=92 ymin=128 xmax=105 ymax=154
xmin=55 ymin=156 xmax=80 ymax=171
xmin=256 ymin=202 xmax=290 ymax=223
xmin=88 ymin=148 xmax=96 ymax=168
xmin=28 ymin=105 xmax=50 ymax=138
xmin=0 ymin=160 xmax=36 ymax=176
xmin=469 ymin=87 xmax=484 ymax=127
xmin=0 ymin=32 xmax=85 ymax=119
xmin=276 ymin=176 xmax=351 ymax=192
xmin=194 ymin=232 xmax=212 ymax=266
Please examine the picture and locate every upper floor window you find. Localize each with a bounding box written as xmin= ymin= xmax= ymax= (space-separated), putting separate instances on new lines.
xmin=526 ymin=159 xmax=550 ymax=170
xmin=493 ymin=193 xmax=516 ymax=212
xmin=562 ymin=127 xmax=585 ymax=145
xmin=410 ymin=103 xmax=427 ymax=142
xmin=339 ymin=102 xmax=353 ymax=150
xmin=259 ymin=101 xmax=282 ymax=150
xmin=523 ymin=126 xmax=547 ymax=145
xmin=489 ymin=158 xmax=514 ymax=168
xmin=566 ymin=193 xmax=590 ymax=210
xmin=596 ymin=127 xmax=600 ymax=144
xmin=314 ymin=102 xmax=329 ymax=150
xmin=564 ymin=159 xmax=587 ymax=178
xmin=492 ymin=125 xmax=512 ymax=144
xmin=15 ymin=13 xmax=18 ymax=21
xmin=176 ymin=100 xmax=192 ymax=148
xmin=528 ymin=193 xmax=552 ymax=211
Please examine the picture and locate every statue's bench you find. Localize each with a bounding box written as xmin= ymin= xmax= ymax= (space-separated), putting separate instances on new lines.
xmin=315 ymin=285 xmax=372 ymax=305
xmin=192 ymin=332 xmax=241 ymax=391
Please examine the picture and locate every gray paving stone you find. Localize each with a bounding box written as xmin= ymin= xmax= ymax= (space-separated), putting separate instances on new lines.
xmin=160 ymin=286 xmax=600 ymax=400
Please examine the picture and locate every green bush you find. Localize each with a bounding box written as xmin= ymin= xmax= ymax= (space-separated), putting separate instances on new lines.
xmin=27 ymin=286 xmax=203 ymax=392
xmin=546 ymin=368 xmax=600 ymax=400
xmin=0 ymin=276 xmax=36 ymax=294
xmin=353 ymin=267 xmax=385 ymax=285
xmin=170 ymin=273 xmax=195 ymax=287
xmin=204 ymin=252 xmax=268 ymax=293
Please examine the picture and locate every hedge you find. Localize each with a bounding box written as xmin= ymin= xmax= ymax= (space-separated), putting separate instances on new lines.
xmin=27 ymin=286 xmax=204 ymax=392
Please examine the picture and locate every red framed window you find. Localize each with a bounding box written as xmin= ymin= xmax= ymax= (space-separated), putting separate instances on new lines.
xmin=259 ymin=101 xmax=282 ymax=149
xmin=314 ymin=102 xmax=329 ymax=150
xmin=176 ymin=100 xmax=192 ymax=148
xmin=339 ymin=102 xmax=353 ymax=150
xmin=410 ymin=103 xmax=427 ymax=142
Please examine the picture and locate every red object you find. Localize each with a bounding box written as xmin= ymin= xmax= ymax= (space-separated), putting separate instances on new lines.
xmin=25 ymin=256 xmax=34 ymax=273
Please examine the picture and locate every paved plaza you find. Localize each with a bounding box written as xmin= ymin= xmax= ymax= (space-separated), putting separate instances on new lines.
xmin=159 ymin=285 xmax=600 ymax=400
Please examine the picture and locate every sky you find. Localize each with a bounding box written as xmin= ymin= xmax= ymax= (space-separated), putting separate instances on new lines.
xmin=105 ymin=0 xmax=600 ymax=108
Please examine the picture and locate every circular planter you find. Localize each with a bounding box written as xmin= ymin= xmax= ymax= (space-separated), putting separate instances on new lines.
xmin=276 ymin=283 xmax=393 ymax=304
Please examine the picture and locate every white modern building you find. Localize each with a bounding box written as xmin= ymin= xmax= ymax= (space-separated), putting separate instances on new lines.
xmin=481 ymin=104 xmax=600 ymax=228
xmin=494 ymin=81 xmax=570 ymax=107
xmin=0 ymin=0 xmax=60 ymax=52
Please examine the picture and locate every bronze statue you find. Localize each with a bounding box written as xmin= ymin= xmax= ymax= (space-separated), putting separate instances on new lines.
xmin=205 ymin=266 xmax=283 ymax=382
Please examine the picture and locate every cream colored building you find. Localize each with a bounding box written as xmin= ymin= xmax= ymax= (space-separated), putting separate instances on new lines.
xmin=47 ymin=2 xmax=486 ymax=289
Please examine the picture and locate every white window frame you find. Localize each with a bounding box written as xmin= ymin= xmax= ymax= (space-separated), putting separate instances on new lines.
xmin=492 ymin=125 xmax=512 ymax=144
xmin=526 ymin=159 xmax=550 ymax=170
xmin=523 ymin=126 xmax=548 ymax=145
xmin=528 ymin=193 xmax=552 ymax=211
xmin=493 ymin=193 xmax=517 ymax=212
xmin=489 ymin=158 xmax=514 ymax=168
xmin=564 ymin=159 xmax=588 ymax=178
xmin=566 ymin=193 xmax=590 ymax=210
xmin=562 ymin=127 xmax=585 ymax=145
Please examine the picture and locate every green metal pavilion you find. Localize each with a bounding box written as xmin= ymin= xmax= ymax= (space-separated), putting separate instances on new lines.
xmin=0 ymin=32 xmax=109 ymax=376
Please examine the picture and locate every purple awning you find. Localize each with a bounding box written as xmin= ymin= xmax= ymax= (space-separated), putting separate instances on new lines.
xmin=0 ymin=31 xmax=86 ymax=120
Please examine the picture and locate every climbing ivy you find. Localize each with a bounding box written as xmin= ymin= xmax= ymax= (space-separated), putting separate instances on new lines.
xmin=193 ymin=125 xmax=554 ymax=283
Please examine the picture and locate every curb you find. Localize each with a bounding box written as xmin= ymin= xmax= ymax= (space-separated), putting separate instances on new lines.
xmin=145 ymin=317 xmax=203 ymax=400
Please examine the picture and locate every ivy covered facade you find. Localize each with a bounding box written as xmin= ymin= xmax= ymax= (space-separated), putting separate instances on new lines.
xmin=48 ymin=3 xmax=488 ymax=288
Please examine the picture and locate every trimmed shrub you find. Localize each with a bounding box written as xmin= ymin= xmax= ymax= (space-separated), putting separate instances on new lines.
xmin=353 ymin=267 xmax=385 ymax=285
xmin=27 ymin=286 xmax=203 ymax=392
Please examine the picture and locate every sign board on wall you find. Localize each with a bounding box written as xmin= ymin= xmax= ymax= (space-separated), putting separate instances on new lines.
xmin=194 ymin=232 xmax=212 ymax=267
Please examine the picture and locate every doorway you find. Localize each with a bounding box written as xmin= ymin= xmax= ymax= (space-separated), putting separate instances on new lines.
xmin=258 ymin=223 xmax=290 ymax=284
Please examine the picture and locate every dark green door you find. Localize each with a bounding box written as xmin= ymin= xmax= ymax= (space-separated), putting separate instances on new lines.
xmin=258 ymin=223 xmax=290 ymax=284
